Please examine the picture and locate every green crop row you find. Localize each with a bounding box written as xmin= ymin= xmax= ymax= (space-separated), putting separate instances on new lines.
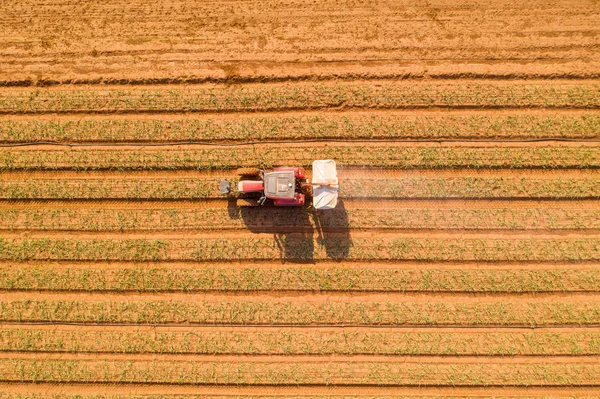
xmin=2 ymin=177 xmax=599 ymax=200
xmin=2 ymin=265 xmax=599 ymax=293
xmin=1 ymin=83 xmax=599 ymax=114
xmin=0 ymin=359 xmax=599 ymax=386
xmin=1 ymin=328 xmax=598 ymax=355
xmin=2 ymin=207 xmax=599 ymax=231
xmin=1 ymin=237 xmax=599 ymax=261
xmin=2 ymin=114 xmax=599 ymax=142
xmin=0 ymin=178 xmax=216 ymax=200
xmin=1 ymin=145 xmax=599 ymax=170
xmin=1 ymin=298 xmax=600 ymax=325
xmin=351 ymin=177 xmax=600 ymax=199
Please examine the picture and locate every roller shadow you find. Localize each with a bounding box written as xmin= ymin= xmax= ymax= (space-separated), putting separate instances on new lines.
xmin=313 ymin=199 xmax=352 ymax=261
xmin=227 ymin=198 xmax=351 ymax=263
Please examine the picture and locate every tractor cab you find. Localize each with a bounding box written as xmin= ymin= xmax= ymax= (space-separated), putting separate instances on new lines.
xmin=264 ymin=171 xmax=296 ymax=199
xmin=221 ymin=160 xmax=337 ymax=209
xmin=264 ymin=167 xmax=306 ymax=206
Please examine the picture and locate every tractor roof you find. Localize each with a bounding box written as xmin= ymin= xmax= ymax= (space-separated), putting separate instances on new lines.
xmin=263 ymin=171 xmax=296 ymax=200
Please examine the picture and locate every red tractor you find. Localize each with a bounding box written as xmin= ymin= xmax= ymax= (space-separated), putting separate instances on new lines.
xmin=220 ymin=160 xmax=338 ymax=209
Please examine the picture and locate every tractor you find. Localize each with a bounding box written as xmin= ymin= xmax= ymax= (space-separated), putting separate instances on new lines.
xmin=220 ymin=160 xmax=338 ymax=210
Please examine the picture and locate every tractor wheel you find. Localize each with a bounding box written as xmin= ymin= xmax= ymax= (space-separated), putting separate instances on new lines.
xmin=236 ymin=198 xmax=260 ymax=207
xmin=300 ymin=181 xmax=313 ymax=195
xmin=236 ymin=167 xmax=261 ymax=177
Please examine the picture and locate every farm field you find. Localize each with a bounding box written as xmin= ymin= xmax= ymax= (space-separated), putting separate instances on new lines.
xmin=1 ymin=0 xmax=600 ymax=398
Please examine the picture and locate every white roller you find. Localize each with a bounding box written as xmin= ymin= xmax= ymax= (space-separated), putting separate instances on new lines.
xmin=312 ymin=159 xmax=338 ymax=210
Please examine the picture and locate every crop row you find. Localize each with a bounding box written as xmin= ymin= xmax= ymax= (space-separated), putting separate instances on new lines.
xmin=3 ymin=265 xmax=599 ymax=293
xmin=351 ymin=177 xmax=600 ymax=199
xmin=2 ymin=207 xmax=599 ymax=231
xmin=2 ymin=177 xmax=599 ymax=200
xmin=0 ymin=178 xmax=215 ymax=200
xmin=1 ymin=328 xmax=598 ymax=355
xmin=2 ymin=145 xmax=599 ymax=170
xmin=0 ymin=359 xmax=598 ymax=386
xmin=2 ymin=114 xmax=599 ymax=142
xmin=1 ymin=237 xmax=599 ymax=261
xmin=2 ymin=298 xmax=600 ymax=325
xmin=1 ymin=83 xmax=599 ymax=114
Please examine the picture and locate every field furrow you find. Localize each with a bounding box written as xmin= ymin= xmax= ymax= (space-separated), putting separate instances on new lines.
xmin=1 ymin=236 xmax=599 ymax=262
xmin=1 ymin=177 xmax=599 ymax=200
xmin=1 ymin=395 xmax=600 ymax=399
xmin=2 ymin=206 xmax=600 ymax=231
xmin=1 ymin=82 xmax=599 ymax=114
xmin=1 ymin=327 xmax=599 ymax=355
xmin=1 ymin=393 xmax=600 ymax=399
xmin=2 ymin=113 xmax=599 ymax=142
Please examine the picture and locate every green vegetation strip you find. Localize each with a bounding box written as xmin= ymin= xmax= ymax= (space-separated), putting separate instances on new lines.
xmin=1 ymin=329 xmax=599 ymax=355
xmin=2 ymin=177 xmax=599 ymax=200
xmin=2 ymin=266 xmax=599 ymax=293
xmin=0 ymin=178 xmax=217 ymax=200
xmin=0 ymin=359 xmax=598 ymax=385
xmin=2 ymin=114 xmax=599 ymax=142
xmin=1 ymin=146 xmax=599 ymax=170
xmin=0 ymin=237 xmax=599 ymax=261
xmin=1 ymin=299 xmax=599 ymax=325
xmin=2 ymin=207 xmax=600 ymax=231
xmin=351 ymin=178 xmax=600 ymax=199
xmin=1 ymin=83 xmax=599 ymax=114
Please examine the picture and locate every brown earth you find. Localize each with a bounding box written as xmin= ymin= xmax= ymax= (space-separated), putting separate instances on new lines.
xmin=1 ymin=0 xmax=599 ymax=84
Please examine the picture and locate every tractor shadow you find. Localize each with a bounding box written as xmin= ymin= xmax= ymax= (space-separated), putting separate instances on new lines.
xmin=227 ymin=198 xmax=351 ymax=263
